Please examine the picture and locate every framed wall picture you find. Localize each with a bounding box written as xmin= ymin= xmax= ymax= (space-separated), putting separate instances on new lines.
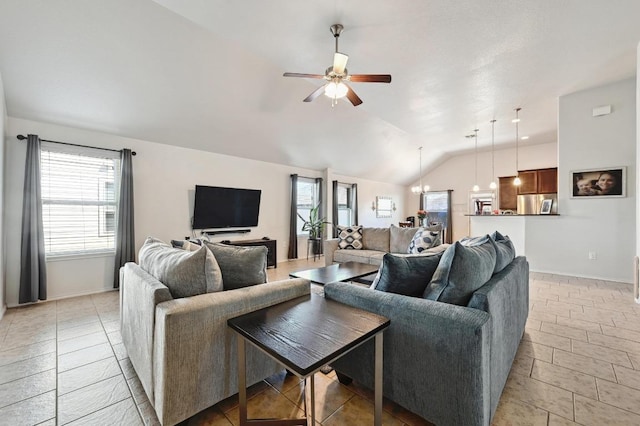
xmin=570 ymin=167 xmax=626 ymax=198
xmin=540 ymin=199 xmax=553 ymax=214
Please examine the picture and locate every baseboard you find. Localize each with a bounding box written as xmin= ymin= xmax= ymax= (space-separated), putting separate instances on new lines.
xmin=530 ymin=268 xmax=633 ymax=285
xmin=6 ymin=288 xmax=119 ymax=309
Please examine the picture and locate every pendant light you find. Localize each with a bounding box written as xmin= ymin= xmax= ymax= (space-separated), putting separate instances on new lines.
xmin=466 ymin=130 xmax=480 ymax=192
xmin=489 ymin=119 xmax=497 ymax=190
xmin=513 ymin=108 xmax=522 ymax=186
xmin=411 ymin=147 xmax=429 ymax=194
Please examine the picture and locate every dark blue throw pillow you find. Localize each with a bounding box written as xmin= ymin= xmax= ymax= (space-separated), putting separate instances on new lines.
xmin=490 ymin=231 xmax=516 ymax=273
xmin=423 ymin=240 xmax=497 ymax=306
xmin=372 ymin=252 xmax=443 ymax=298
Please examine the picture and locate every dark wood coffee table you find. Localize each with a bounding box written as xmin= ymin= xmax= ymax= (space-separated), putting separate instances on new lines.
xmin=289 ymin=261 xmax=379 ymax=285
xmin=228 ymin=294 xmax=390 ymax=426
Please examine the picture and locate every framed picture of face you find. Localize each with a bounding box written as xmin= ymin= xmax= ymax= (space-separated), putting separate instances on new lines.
xmin=571 ymin=167 xmax=625 ymax=198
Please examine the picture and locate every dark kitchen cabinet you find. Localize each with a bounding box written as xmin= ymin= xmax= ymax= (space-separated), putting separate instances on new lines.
xmin=517 ymin=171 xmax=538 ymax=194
xmin=516 ymin=168 xmax=558 ymax=195
xmin=499 ymin=177 xmax=517 ymax=210
xmin=537 ymin=168 xmax=558 ymax=193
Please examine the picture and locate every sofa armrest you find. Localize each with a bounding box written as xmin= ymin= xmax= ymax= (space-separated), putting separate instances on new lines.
xmin=120 ymin=263 xmax=173 ymax=405
xmin=324 ymin=282 xmax=492 ymax=426
xmin=323 ymin=238 xmax=339 ymax=266
xmin=152 ymin=278 xmax=310 ymax=426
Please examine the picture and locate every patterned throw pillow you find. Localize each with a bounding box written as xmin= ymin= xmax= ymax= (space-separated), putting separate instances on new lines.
xmin=407 ymin=225 xmax=442 ymax=254
xmin=337 ymin=225 xmax=363 ymax=250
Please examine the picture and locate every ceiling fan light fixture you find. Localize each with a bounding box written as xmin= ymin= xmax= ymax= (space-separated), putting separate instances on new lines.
xmin=333 ymin=52 xmax=349 ymax=75
xmin=324 ymin=81 xmax=348 ymax=99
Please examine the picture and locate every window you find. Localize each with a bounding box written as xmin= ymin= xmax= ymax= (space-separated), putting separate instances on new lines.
xmin=336 ymin=183 xmax=354 ymax=226
xmin=40 ymin=143 xmax=121 ymax=257
xmin=296 ymin=178 xmax=319 ymax=235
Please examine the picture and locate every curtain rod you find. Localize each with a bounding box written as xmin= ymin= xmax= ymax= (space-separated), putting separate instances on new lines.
xmin=16 ymin=134 xmax=136 ymax=156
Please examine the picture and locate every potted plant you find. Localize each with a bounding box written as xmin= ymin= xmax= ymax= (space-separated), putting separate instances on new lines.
xmin=298 ymin=205 xmax=330 ymax=257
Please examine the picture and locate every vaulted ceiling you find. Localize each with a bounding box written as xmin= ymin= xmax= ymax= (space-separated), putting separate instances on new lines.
xmin=1 ymin=1 xmax=639 ymax=185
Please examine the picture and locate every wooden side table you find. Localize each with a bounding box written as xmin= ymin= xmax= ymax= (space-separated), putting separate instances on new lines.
xmin=228 ymin=294 xmax=390 ymax=426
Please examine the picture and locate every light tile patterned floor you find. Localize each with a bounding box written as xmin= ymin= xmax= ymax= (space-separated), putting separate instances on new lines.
xmin=0 ymin=259 xmax=639 ymax=425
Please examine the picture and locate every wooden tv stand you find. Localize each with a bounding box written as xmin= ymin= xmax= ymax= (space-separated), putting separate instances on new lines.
xmin=222 ymin=239 xmax=277 ymax=268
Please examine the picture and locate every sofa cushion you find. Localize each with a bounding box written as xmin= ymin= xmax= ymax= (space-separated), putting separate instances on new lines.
xmin=389 ymin=225 xmax=420 ymax=253
xmin=138 ymin=237 xmax=223 ymax=298
xmin=408 ymin=224 xmax=442 ymax=254
xmin=362 ymin=227 xmax=390 ymax=252
xmin=337 ymin=225 xmax=364 ymax=249
xmin=204 ymin=242 xmax=268 ymax=290
xmin=490 ymin=231 xmax=516 ymax=273
xmin=371 ymin=252 xmax=443 ymax=297
xmin=334 ymin=249 xmax=383 ymax=265
xmin=423 ymin=240 xmax=497 ymax=306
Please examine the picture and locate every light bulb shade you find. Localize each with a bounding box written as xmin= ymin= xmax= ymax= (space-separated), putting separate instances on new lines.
xmin=411 ymin=186 xmax=420 ymax=194
xmin=423 ymin=185 xmax=430 ymax=192
xmin=513 ymin=176 xmax=522 ymax=186
xmin=489 ymin=181 xmax=497 ymax=190
xmin=324 ymin=81 xmax=348 ymax=99
xmin=472 ymin=184 xmax=480 ymax=192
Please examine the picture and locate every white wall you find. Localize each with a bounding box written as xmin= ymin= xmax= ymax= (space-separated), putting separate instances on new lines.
xmin=0 ymin=73 xmax=6 ymax=319
xmin=331 ymin=172 xmax=407 ymax=228
xmin=528 ymin=78 xmax=636 ymax=282
xmin=413 ymin=142 xmax=558 ymax=241
xmin=3 ymin=118 xmax=406 ymax=306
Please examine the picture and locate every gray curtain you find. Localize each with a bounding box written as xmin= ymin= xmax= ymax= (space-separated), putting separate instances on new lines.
xmin=19 ymin=134 xmax=47 ymax=303
xmin=332 ymin=180 xmax=339 ymax=237
xmin=288 ymin=174 xmax=298 ymax=259
xmin=352 ymin=183 xmax=359 ymax=225
xmin=315 ymin=177 xmax=324 ymax=253
xmin=113 ymin=149 xmax=135 ymax=288
xmin=445 ymin=190 xmax=453 ymax=244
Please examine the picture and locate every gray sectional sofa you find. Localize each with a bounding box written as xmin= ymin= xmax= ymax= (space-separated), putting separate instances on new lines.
xmin=324 ymin=237 xmax=529 ymax=426
xmin=119 ymin=239 xmax=310 ymax=425
xmin=323 ymin=225 xmax=448 ymax=266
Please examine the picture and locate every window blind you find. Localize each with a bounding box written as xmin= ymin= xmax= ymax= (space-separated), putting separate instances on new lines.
xmin=40 ymin=143 xmax=121 ymax=257
xmin=296 ymin=178 xmax=317 ymax=235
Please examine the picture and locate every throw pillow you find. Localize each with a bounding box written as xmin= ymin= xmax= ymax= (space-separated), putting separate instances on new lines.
xmin=171 ymin=239 xmax=202 ymax=251
xmin=459 ymin=235 xmax=490 ymax=247
xmin=371 ymin=252 xmax=444 ymax=297
xmin=337 ymin=225 xmax=363 ymax=250
xmin=362 ymin=227 xmax=390 ymax=252
xmin=489 ymin=231 xmax=516 ymax=273
xmin=407 ymin=224 xmax=443 ymax=254
xmin=423 ymin=240 xmax=497 ymax=306
xmin=389 ymin=225 xmax=420 ymax=253
xmin=204 ymin=242 xmax=268 ymax=290
xmin=138 ymin=237 xmax=223 ymax=298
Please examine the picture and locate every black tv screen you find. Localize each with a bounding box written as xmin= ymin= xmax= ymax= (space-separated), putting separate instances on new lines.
xmin=192 ymin=185 xmax=261 ymax=229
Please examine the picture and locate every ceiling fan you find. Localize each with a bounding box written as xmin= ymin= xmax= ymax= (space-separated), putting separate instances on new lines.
xmin=283 ymin=24 xmax=392 ymax=106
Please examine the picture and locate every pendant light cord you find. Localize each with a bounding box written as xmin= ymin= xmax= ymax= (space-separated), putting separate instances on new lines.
xmin=491 ymin=120 xmax=496 ymax=182
xmin=515 ymin=108 xmax=521 ymax=171
xmin=474 ymin=129 xmax=479 ymax=184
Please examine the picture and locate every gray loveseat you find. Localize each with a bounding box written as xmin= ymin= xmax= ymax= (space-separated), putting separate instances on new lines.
xmin=120 ymin=262 xmax=310 ymax=425
xmin=324 ymin=253 xmax=529 ymax=426
xmin=324 ymin=225 xmax=448 ymax=266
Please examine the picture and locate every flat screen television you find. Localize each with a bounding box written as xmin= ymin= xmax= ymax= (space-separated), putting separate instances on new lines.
xmin=192 ymin=185 xmax=261 ymax=229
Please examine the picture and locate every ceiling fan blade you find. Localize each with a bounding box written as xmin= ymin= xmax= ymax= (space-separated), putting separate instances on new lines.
xmin=283 ymin=72 xmax=325 ymax=79
xmin=303 ymin=85 xmax=327 ymax=102
xmin=333 ymin=53 xmax=349 ymax=74
xmin=349 ymin=74 xmax=392 ymax=83
xmin=344 ymin=84 xmax=363 ymax=106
